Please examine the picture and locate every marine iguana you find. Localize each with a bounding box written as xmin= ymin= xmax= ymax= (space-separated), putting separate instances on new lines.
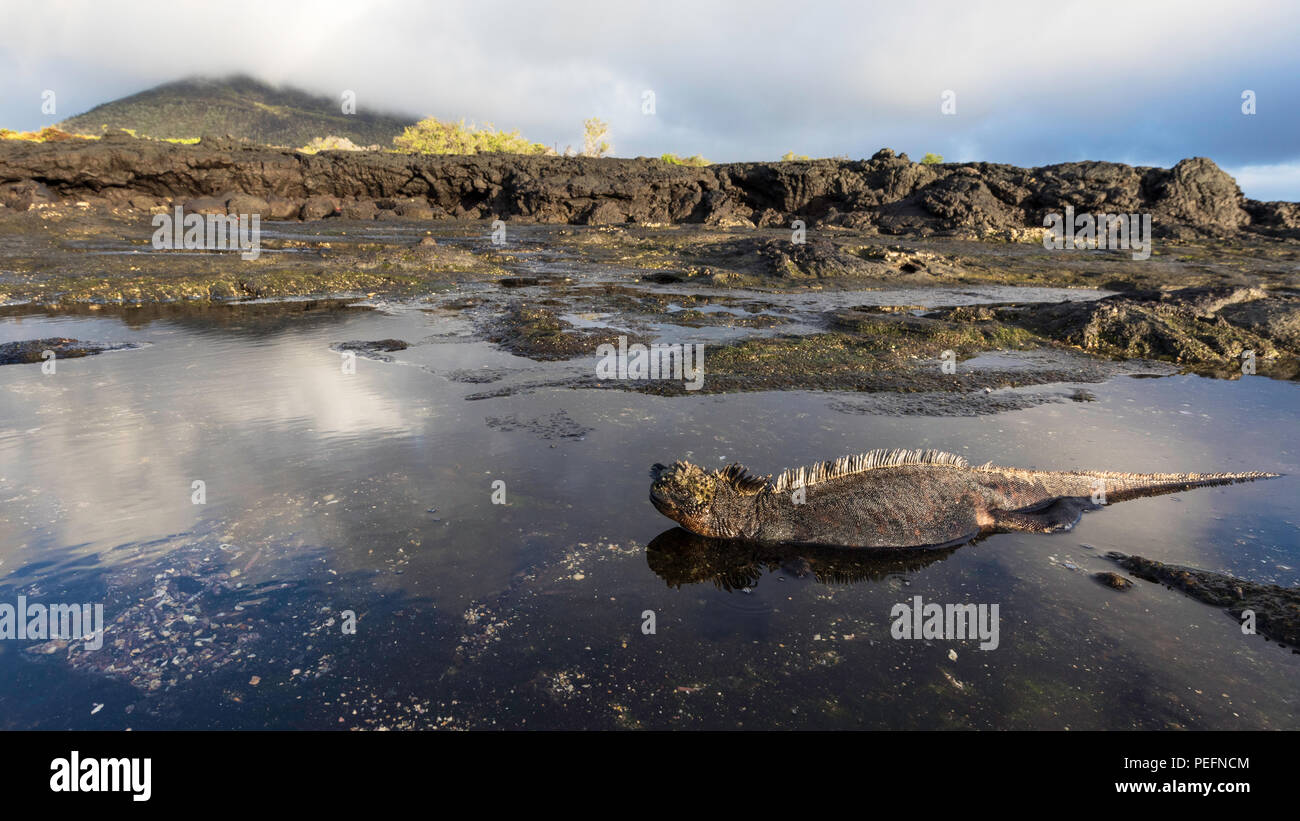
xmin=648 ymin=449 xmax=1278 ymax=549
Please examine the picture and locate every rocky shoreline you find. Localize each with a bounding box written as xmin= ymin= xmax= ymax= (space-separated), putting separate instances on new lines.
xmin=1 ymin=136 xmax=1298 ymax=387
xmin=3 ymin=216 xmax=1295 ymax=385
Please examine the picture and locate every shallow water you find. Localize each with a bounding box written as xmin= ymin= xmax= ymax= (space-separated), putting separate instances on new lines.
xmin=0 ymin=297 xmax=1297 ymax=729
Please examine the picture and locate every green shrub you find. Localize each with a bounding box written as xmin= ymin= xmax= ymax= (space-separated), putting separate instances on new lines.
xmin=393 ymin=117 xmax=552 ymax=155
xmin=298 ymin=135 xmax=380 ymax=154
xmin=0 ymin=126 xmax=96 ymax=143
xmin=781 ymin=152 xmax=811 ymax=161
xmin=921 ymin=152 xmax=944 ymax=164
xmin=660 ymin=152 xmax=710 ymax=166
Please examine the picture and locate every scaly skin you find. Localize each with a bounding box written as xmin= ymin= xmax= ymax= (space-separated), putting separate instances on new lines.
xmin=649 ymin=449 xmax=1278 ymax=549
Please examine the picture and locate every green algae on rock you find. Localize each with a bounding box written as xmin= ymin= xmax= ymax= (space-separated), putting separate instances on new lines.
xmin=488 ymin=303 xmax=649 ymax=361
xmin=996 ymin=286 xmax=1300 ymax=377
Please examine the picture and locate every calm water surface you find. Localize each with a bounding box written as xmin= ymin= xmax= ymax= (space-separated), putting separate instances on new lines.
xmin=0 ymin=296 xmax=1296 ymax=729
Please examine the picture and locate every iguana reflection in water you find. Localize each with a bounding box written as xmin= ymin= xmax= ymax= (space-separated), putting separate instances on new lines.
xmin=645 ymin=526 xmax=959 ymax=590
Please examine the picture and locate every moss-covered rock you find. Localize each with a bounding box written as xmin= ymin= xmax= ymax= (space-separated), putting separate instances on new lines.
xmin=999 ymin=286 xmax=1300 ymax=376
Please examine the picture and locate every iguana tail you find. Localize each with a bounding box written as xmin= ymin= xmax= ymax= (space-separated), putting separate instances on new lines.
xmin=978 ymin=466 xmax=1279 ymax=534
xmin=997 ymin=466 xmax=1281 ymax=503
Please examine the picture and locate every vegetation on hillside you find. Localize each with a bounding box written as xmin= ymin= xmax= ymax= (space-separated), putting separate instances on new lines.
xmin=57 ymin=75 xmax=413 ymax=147
xmin=1 ymin=126 xmax=204 ymax=144
xmin=921 ymin=152 xmax=944 ymax=164
xmin=0 ymin=127 xmax=94 ymax=142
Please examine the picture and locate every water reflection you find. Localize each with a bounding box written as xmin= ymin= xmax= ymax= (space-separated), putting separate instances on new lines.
xmin=646 ymin=526 xmax=960 ymax=590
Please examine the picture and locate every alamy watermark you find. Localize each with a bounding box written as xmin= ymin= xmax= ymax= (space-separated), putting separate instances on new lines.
xmin=596 ymin=335 xmax=704 ymax=390
xmin=0 ymin=595 xmax=104 ymax=650
xmin=50 ymin=751 xmax=150 ymax=801
xmin=152 ymin=207 xmax=261 ymax=260
xmin=890 ymin=595 xmax=999 ymax=650
xmin=1043 ymin=205 xmax=1151 ymax=260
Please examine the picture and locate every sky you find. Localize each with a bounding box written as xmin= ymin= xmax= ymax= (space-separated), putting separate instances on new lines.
xmin=3 ymin=0 xmax=1299 ymax=200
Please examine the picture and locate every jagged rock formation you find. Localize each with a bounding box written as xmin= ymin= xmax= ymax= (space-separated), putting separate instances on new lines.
xmin=1 ymin=134 xmax=1296 ymax=238
xmin=998 ymin=285 xmax=1300 ymax=377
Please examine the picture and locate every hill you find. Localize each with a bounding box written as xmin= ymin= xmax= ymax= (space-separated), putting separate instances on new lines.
xmin=57 ymin=75 xmax=416 ymax=147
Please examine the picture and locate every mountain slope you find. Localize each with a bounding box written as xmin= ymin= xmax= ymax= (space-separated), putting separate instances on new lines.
xmin=57 ymin=75 xmax=416 ymax=147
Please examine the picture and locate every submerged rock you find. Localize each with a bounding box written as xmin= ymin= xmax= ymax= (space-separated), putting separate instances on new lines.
xmin=0 ymin=337 xmax=139 ymax=366
xmin=330 ymin=339 xmax=409 ymax=362
xmin=485 ymin=409 xmax=592 ymax=440
xmin=1105 ymin=552 xmax=1300 ymax=649
xmin=1092 ymin=571 xmax=1134 ymax=591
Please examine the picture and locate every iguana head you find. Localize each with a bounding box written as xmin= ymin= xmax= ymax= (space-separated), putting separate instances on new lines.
xmin=649 ymin=461 xmax=767 ymax=538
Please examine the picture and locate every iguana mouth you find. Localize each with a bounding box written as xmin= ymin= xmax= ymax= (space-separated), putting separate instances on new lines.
xmin=648 ymin=478 xmax=678 ymax=518
xmin=648 ymin=490 xmax=675 ymax=517
xmin=648 ymin=463 xmax=671 ymax=513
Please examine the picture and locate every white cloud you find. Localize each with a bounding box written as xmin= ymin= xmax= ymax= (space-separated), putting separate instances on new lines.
xmin=1223 ymin=163 xmax=1300 ymax=203
xmin=2 ymin=0 xmax=1298 ymax=197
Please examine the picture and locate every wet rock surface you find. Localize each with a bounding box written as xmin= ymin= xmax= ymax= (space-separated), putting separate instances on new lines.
xmin=487 ymin=303 xmax=648 ymax=361
xmin=826 ymin=386 xmax=1098 ymax=417
xmin=622 ymin=332 xmax=1164 ymax=396
xmin=1105 ymin=552 xmax=1300 ymax=649
xmin=330 ymin=339 xmax=410 ymax=362
xmin=0 ymin=337 xmax=140 ymax=365
xmin=1092 ymin=571 xmax=1134 ymax=591
xmin=6 ymin=221 xmax=1288 ymax=400
xmin=999 ymin=286 xmax=1300 ymax=376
